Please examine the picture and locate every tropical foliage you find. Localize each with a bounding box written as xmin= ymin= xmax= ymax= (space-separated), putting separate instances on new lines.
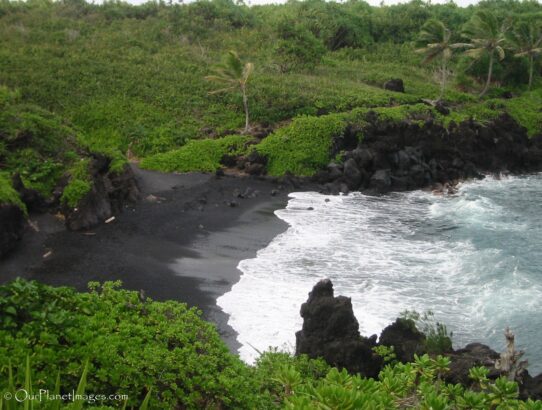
xmin=1 ymin=280 xmax=541 ymax=409
xmin=416 ymin=19 xmax=463 ymax=99
xmin=461 ymin=10 xmax=509 ymax=97
xmin=205 ymin=51 xmax=254 ymax=134
xmin=507 ymin=19 xmax=542 ymax=90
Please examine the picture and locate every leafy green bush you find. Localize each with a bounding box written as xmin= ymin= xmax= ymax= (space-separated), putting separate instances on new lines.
xmin=503 ymin=88 xmax=542 ymax=136
xmin=1 ymin=280 xmax=542 ymax=409
xmin=283 ymin=354 xmax=541 ymax=409
xmin=61 ymin=159 xmax=92 ymax=208
xmin=251 ymin=350 xmax=330 ymax=407
xmin=140 ymin=134 xmax=250 ymax=173
xmin=273 ymin=18 xmax=326 ymax=73
xmin=0 ymin=173 xmax=26 ymax=212
xmin=0 ymin=279 xmax=263 ymax=409
xmin=256 ymin=114 xmax=347 ymax=176
xmin=401 ymin=310 xmax=454 ymax=355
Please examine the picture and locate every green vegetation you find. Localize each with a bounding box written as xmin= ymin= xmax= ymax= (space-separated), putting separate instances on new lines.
xmin=206 ymin=51 xmax=254 ymax=134
xmin=0 ymin=84 xmax=98 ymax=209
xmin=0 ymin=0 xmax=540 ymax=183
xmin=401 ymin=310 xmax=454 ymax=355
xmin=141 ymin=134 xmax=250 ymax=172
xmin=257 ymin=115 xmax=347 ymax=176
xmin=61 ymin=159 xmax=92 ymax=208
xmin=0 ymin=279 xmax=259 ymax=409
xmin=0 ymin=173 xmax=26 ymax=212
xmin=461 ymin=10 xmax=508 ymax=97
xmin=282 ymin=355 xmax=540 ymax=409
xmin=1 ymin=280 xmax=541 ymax=409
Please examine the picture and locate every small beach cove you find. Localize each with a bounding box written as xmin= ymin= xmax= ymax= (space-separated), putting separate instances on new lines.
xmin=0 ymin=165 xmax=296 ymax=351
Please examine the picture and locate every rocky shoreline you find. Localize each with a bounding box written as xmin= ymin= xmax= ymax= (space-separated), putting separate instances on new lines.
xmin=1 ymin=114 xmax=541 ymax=391
xmin=316 ymin=113 xmax=542 ymax=195
xmin=296 ymin=279 xmax=542 ymax=400
xmin=2 ymin=114 xmax=541 ymax=259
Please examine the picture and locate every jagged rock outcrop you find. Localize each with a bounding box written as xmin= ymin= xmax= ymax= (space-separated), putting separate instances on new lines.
xmin=296 ymin=279 xmax=542 ymax=401
xmin=65 ymin=155 xmax=140 ymax=231
xmin=445 ymin=343 xmax=502 ymax=385
xmin=295 ymin=279 xmax=382 ymax=377
xmin=379 ymin=318 xmax=427 ymax=363
xmin=0 ymin=204 xmax=25 ymax=258
xmin=316 ymin=114 xmax=542 ymax=195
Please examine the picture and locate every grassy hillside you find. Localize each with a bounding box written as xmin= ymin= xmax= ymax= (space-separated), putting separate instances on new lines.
xmin=0 ymin=0 xmax=539 ymax=207
xmin=1 ymin=0 xmax=541 ymax=183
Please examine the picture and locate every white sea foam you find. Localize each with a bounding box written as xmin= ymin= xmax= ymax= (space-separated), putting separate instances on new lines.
xmin=217 ymin=174 xmax=542 ymax=372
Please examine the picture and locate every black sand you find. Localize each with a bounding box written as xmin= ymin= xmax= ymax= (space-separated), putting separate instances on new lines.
xmin=0 ymin=166 xmax=296 ymax=351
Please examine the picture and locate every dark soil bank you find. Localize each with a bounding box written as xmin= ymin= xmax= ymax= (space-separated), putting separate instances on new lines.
xmin=0 ymin=167 xmax=301 ymax=350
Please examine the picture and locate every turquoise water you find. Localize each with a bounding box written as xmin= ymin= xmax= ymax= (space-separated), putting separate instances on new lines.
xmin=218 ymin=174 xmax=542 ymax=374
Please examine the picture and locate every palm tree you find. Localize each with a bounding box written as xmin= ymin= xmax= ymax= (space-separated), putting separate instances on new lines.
xmin=416 ymin=19 xmax=463 ymax=100
xmin=461 ymin=10 xmax=508 ymax=97
xmin=507 ymin=20 xmax=542 ymax=90
xmin=205 ymin=51 xmax=254 ymax=134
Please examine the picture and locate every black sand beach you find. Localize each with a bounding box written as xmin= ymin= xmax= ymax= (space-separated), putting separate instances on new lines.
xmin=0 ymin=166 xmax=298 ymax=351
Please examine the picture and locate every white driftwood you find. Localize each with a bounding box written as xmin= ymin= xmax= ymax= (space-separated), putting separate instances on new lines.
xmin=495 ymin=327 xmax=528 ymax=381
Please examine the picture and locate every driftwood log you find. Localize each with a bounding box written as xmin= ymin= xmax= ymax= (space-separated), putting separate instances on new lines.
xmin=495 ymin=327 xmax=529 ymax=381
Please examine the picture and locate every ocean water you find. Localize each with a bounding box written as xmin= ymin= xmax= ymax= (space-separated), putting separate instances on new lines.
xmin=217 ymin=174 xmax=542 ymax=374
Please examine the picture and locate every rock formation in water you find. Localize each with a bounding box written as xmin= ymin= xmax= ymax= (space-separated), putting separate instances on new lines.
xmin=296 ymin=279 xmax=542 ymax=400
xmin=295 ymin=279 xmax=383 ymax=378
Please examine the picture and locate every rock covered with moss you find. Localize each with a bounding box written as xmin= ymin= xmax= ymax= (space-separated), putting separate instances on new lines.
xmin=0 ymin=86 xmax=139 ymax=250
xmin=64 ymin=154 xmax=139 ymax=230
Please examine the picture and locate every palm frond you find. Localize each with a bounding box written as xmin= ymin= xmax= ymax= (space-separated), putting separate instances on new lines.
xmin=242 ymin=62 xmax=254 ymax=84
xmin=495 ymin=45 xmax=505 ymax=61
xmin=464 ymin=48 xmax=486 ymax=59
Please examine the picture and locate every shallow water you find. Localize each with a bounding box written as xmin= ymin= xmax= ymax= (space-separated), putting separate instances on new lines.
xmin=217 ymin=174 xmax=542 ymax=374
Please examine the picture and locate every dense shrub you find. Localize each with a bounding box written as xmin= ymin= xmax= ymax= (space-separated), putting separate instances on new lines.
xmin=273 ymin=18 xmax=326 ymax=73
xmin=140 ymin=135 xmax=250 ymax=173
xmin=0 ymin=279 xmax=263 ymax=409
xmin=283 ymin=354 xmax=542 ymax=409
xmin=256 ymin=114 xmax=346 ymax=176
xmin=1 ymin=280 xmax=542 ymax=409
xmin=0 ymin=173 xmax=26 ymax=211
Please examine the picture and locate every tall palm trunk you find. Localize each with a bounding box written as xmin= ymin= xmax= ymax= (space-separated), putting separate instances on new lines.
xmin=439 ymin=58 xmax=447 ymax=100
xmin=241 ymin=84 xmax=250 ymax=134
xmin=479 ymin=51 xmax=494 ymax=98
xmin=528 ymin=54 xmax=534 ymax=91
